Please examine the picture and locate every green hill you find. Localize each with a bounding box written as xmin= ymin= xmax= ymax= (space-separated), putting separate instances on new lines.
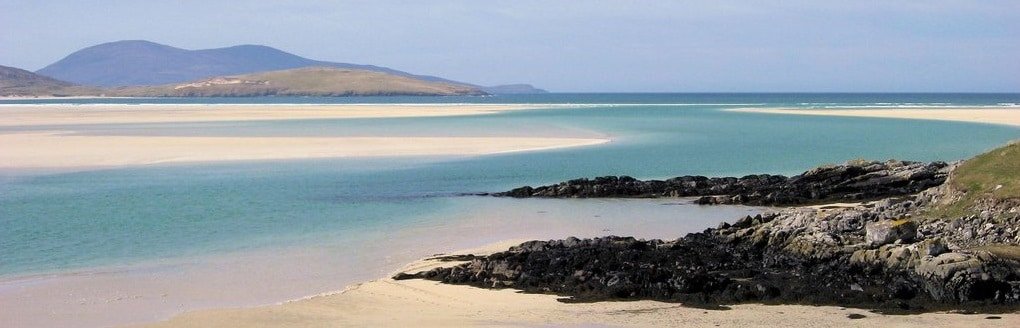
xmin=108 ymin=67 xmax=487 ymax=97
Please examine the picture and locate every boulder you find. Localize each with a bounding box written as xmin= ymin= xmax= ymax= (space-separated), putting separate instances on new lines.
xmin=866 ymin=219 xmax=917 ymax=246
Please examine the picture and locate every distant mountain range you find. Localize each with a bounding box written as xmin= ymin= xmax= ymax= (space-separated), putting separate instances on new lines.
xmin=15 ymin=40 xmax=545 ymax=96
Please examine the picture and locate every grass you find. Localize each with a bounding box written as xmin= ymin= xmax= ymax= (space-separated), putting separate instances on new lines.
xmin=929 ymin=142 xmax=1020 ymax=219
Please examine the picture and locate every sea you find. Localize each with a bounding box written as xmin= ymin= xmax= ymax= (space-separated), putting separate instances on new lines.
xmin=1 ymin=93 xmax=1018 ymax=326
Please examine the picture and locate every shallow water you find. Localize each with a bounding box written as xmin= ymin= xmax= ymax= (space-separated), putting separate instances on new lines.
xmin=0 ymin=197 xmax=761 ymax=327
xmin=1 ymin=94 xmax=1018 ymax=327
xmin=2 ymin=95 xmax=1019 ymax=277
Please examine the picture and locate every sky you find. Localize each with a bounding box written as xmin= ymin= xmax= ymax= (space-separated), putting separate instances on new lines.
xmin=1 ymin=1 xmax=1018 ymax=92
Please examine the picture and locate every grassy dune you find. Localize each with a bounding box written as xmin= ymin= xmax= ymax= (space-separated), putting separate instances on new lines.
xmin=932 ymin=141 xmax=1020 ymax=218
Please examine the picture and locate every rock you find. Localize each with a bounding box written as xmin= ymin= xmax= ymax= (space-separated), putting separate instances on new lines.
xmin=493 ymin=160 xmax=950 ymax=206
xmin=912 ymin=251 xmax=1019 ymax=303
xmin=866 ymin=219 xmax=918 ymax=247
xmin=403 ymin=178 xmax=1020 ymax=311
xmin=917 ymin=238 xmax=949 ymax=257
xmin=404 ymin=158 xmax=1020 ymax=313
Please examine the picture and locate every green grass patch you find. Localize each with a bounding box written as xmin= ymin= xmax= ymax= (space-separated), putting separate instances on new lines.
xmin=930 ymin=142 xmax=1020 ymax=219
xmin=953 ymin=142 xmax=1020 ymax=199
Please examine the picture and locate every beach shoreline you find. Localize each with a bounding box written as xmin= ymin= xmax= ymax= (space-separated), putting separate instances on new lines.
xmin=0 ymin=104 xmax=609 ymax=171
xmin=0 ymin=197 xmax=760 ymax=328
xmin=0 ymin=104 xmax=559 ymax=126
xmin=5 ymin=103 xmax=1020 ymax=327
xmin=143 ymin=238 xmax=1020 ymax=328
xmin=730 ymin=107 xmax=1020 ymax=127
xmin=0 ymin=131 xmax=608 ymax=170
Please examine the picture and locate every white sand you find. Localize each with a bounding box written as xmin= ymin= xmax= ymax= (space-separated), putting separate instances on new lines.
xmin=0 ymin=104 xmax=607 ymax=170
xmin=143 ymin=241 xmax=1020 ymax=328
xmin=731 ymin=107 xmax=1020 ymax=127
xmin=0 ymin=131 xmax=607 ymax=170
xmin=0 ymin=104 xmax=551 ymax=126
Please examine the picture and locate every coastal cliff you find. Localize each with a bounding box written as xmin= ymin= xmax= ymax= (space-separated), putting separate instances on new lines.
xmin=398 ymin=143 xmax=1020 ymax=313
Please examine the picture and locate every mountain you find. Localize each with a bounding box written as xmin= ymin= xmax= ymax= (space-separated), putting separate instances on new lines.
xmin=0 ymin=64 xmax=100 ymax=96
xmin=480 ymin=84 xmax=548 ymax=94
xmin=36 ymin=40 xmax=528 ymax=91
xmin=108 ymin=67 xmax=486 ymax=97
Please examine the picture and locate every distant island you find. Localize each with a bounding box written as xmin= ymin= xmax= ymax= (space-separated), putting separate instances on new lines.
xmin=107 ymin=67 xmax=485 ymax=97
xmin=1 ymin=40 xmax=547 ymax=97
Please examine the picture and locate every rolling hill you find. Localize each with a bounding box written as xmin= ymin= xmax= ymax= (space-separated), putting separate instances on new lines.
xmin=35 ymin=40 xmax=544 ymax=93
xmin=0 ymin=65 xmax=100 ymax=97
xmin=107 ymin=67 xmax=487 ymax=97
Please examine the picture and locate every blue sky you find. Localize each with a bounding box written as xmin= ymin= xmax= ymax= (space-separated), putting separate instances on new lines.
xmin=2 ymin=1 xmax=1018 ymax=92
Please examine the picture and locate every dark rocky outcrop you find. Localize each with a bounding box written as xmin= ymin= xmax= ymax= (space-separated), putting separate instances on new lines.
xmin=493 ymin=160 xmax=950 ymax=206
xmin=400 ymin=166 xmax=1020 ymax=313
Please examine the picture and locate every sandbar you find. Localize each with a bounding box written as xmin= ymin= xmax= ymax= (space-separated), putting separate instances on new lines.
xmin=144 ymin=240 xmax=1020 ymax=328
xmin=731 ymin=107 xmax=1020 ymax=127
xmin=0 ymin=104 xmax=555 ymax=127
xmin=0 ymin=104 xmax=609 ymax=170
xmin=0 ymin=131 xmax=607 ymax=170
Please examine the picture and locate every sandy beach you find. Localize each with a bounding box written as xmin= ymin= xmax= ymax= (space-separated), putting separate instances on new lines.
xmin=731 ymin=107 xmax=1020 ymax=127
xmin=144 ymin=240 xmax=1020 ymax=328
xmin=0 ymin=104 xmax=606 ymax=170
xmin=0 ymin=104 xmax=550 ymax=126
xmin=0 ymin=199 xmax=759 ymax=328
xmin=0 ymin=132 xmax=607 ymax=170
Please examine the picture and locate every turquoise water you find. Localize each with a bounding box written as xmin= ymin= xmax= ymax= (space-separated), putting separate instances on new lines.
xmin=1 ymin=94 xmax=1019 ymax=276
xmin=2 ymin=93 xmax=1018 ymax=106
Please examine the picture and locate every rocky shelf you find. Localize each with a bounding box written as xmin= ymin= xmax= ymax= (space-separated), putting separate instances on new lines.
xmin=490 ymin=160 xmax=950 ymax=206
xmin=400 ymin=155 xmax=1020 ymax=313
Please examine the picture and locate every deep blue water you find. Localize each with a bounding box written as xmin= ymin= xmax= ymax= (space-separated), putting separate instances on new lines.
xmin=1 ymin=94 xmax=1018 ymax=276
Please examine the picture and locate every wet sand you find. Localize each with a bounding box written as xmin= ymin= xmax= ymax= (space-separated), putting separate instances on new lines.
xmin=0 ymin=104 xmax=605 ymax=170
xmin=145 ymin=240 xmax=1020 ymax=328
